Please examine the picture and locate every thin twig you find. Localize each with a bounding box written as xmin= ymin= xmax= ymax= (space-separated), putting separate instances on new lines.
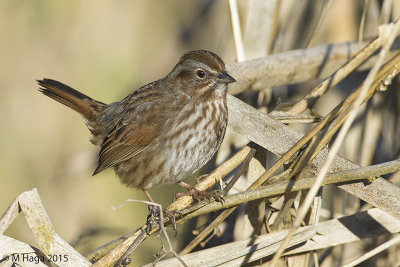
xmin=222 ymin=144 xmax=257 ymax=195
xmin=228 ymin=0 xmax=245 ymax=62
xmin=358 ymin=0 xmax=370 ymax=45
xmin=342 ymin=234 xmax=400 ymax=267
xmin=306 ymin=0 xmax=333 ymax=48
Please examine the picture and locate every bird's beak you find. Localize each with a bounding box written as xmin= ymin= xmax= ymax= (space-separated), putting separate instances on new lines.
xmin=217 ymin=70 xmax=236 ymax=84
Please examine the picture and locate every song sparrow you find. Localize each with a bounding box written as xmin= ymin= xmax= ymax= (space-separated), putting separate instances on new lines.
xmin=38 ymin=50 xmax=235 ymax=201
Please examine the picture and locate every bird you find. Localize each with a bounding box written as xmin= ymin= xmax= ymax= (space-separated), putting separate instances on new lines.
xmin=38 ymin=50 xmax=235 ymax=202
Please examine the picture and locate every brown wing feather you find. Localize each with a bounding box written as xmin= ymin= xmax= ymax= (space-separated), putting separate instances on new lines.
xmin=91 ymin=78 xmax=183 ymax=175
xmin=93 ymin=105 xmax=162 ymax=175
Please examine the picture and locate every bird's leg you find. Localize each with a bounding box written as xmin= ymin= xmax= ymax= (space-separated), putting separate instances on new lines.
xmin=143 ymin=189 xmax=155 ymax=202
xmin=174 ymin=181 xmax=224 ymax=202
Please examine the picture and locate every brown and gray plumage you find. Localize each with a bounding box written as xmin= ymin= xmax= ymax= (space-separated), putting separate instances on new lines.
xmin=38 ymin=50 xmax=235 ymax=196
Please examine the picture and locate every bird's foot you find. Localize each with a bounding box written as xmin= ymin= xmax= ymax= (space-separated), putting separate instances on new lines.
xmin=146 ymin=205 xmax=179 ymax=232
xmin=175 ymin=181 xmax=224 ymax=203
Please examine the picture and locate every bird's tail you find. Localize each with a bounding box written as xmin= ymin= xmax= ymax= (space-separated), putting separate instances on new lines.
xmin=37 ymin=78 xmax=107 ymax=142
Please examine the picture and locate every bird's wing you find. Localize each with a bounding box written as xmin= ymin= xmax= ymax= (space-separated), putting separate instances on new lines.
xmin=93 ymin=100 xmax=165 ymax=175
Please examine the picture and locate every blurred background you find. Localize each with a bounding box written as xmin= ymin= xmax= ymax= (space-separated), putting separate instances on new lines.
xmin=1 ymin=0 xmax=399 ymax=266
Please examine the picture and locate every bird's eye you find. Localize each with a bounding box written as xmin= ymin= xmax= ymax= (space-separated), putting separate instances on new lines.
xmin=196 ymin=69 xmax=205 ymax=79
